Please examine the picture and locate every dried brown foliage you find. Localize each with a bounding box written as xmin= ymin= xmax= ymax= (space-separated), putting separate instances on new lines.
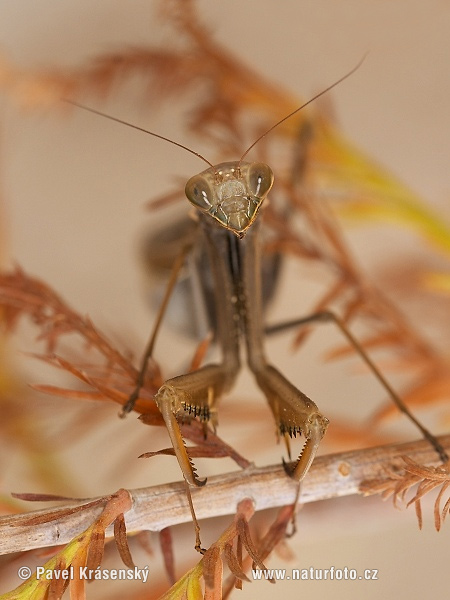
xmin=5 ymin=489 xmax=134 ymax=599
xmin=0 ymin=266 xmax=162 ymax=416
xmin=361 ymin=456 xmax=450 ymax=531
xmin=0 ymin=0 xmax=450 ymax=598
xmin=158 ymin=499 xmax=296 ymax=600
xmin=0 ymin=2 xmax=447 ymax=407
xmin=0 ymin=267 xmax=251 ymax=471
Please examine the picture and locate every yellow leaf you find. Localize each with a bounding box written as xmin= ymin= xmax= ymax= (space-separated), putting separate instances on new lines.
xmin=1 ymin=529 xmax=91 ymax=599
xmin=311 ymin=123 xmax=450 ymax=256
xmin=422 ymin=271 xmax=450 ymax=294
xmin=158 ymin=564 xmax=204 ymax=600
xmin=186 ymin=571 xmax=204 ymax=600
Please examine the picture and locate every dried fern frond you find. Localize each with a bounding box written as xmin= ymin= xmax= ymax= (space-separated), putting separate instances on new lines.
xmin=360 ymin=455 xmax=450 ymax=531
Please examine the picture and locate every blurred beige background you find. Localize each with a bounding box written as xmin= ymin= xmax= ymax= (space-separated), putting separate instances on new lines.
xmin=1 ymin=1 xmax=450 ymax=598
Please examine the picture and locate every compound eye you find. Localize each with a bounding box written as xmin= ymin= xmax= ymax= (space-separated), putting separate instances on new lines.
xmin=247 ymin=163 xmax=274 ymax=199
xmin=185 ymin=175 xmax=214 ymax=211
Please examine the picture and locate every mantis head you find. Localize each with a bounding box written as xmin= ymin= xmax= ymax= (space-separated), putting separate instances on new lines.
xmin=185 ymin=161 xmax=274 ymax=238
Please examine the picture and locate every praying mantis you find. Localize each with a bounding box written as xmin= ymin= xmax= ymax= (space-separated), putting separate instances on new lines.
xmin=66 ymin=58 xmax=447 ymax=513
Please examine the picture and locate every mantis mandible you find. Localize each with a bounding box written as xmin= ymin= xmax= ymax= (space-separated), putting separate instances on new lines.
xmin=66 ymin=56 xmax=447 ymax=502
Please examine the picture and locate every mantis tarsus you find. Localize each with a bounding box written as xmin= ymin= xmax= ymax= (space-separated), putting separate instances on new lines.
xmin=66 ymin=57 xmax=447 ymax=548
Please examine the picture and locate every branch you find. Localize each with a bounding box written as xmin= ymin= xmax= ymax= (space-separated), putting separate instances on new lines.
xmin=1 ymin=434 xmax=449 ymax=555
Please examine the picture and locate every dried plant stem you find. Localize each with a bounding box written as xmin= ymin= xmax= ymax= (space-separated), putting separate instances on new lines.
xmin=1 ymin=434 xmax=449 ymax=555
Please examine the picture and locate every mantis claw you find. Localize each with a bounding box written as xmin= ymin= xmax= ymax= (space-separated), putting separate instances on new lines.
xmin=254 ymin=366 xmax=329 ymax=481
xmin=155 ymin=384 xmax=207 ymax=487
xmin=283 ymin=412 xmax=329 ymax=481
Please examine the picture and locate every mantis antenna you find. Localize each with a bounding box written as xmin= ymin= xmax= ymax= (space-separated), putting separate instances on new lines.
xmin=238 ymin=53 xmax=368 ymax=165
xmin=63 ymin=54 xmax=367 ymax=168
xmin=62 ymin=99 xmax=215 ymax=169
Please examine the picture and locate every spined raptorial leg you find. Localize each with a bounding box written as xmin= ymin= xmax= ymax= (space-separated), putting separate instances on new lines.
xmin=266 ymin=310 xmax=448 ymax=463
xmin=119 ymin=237 xmax=236 ymax=551
xmin=154 ymin=364 xmax=236 ymax=486
xmin=250 ymin=363 xmax=329 ymax=481
xmin=155 ymin=362 xmax=238 ymax=553
xmin=247 ymin=360 xmax=328 ymax=540
xmin=240 ymin=221 xmax=329 ymax=482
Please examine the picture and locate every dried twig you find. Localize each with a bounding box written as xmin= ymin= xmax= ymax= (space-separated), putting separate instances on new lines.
xmin=1 ymin=434 xmax=449 ymax=556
